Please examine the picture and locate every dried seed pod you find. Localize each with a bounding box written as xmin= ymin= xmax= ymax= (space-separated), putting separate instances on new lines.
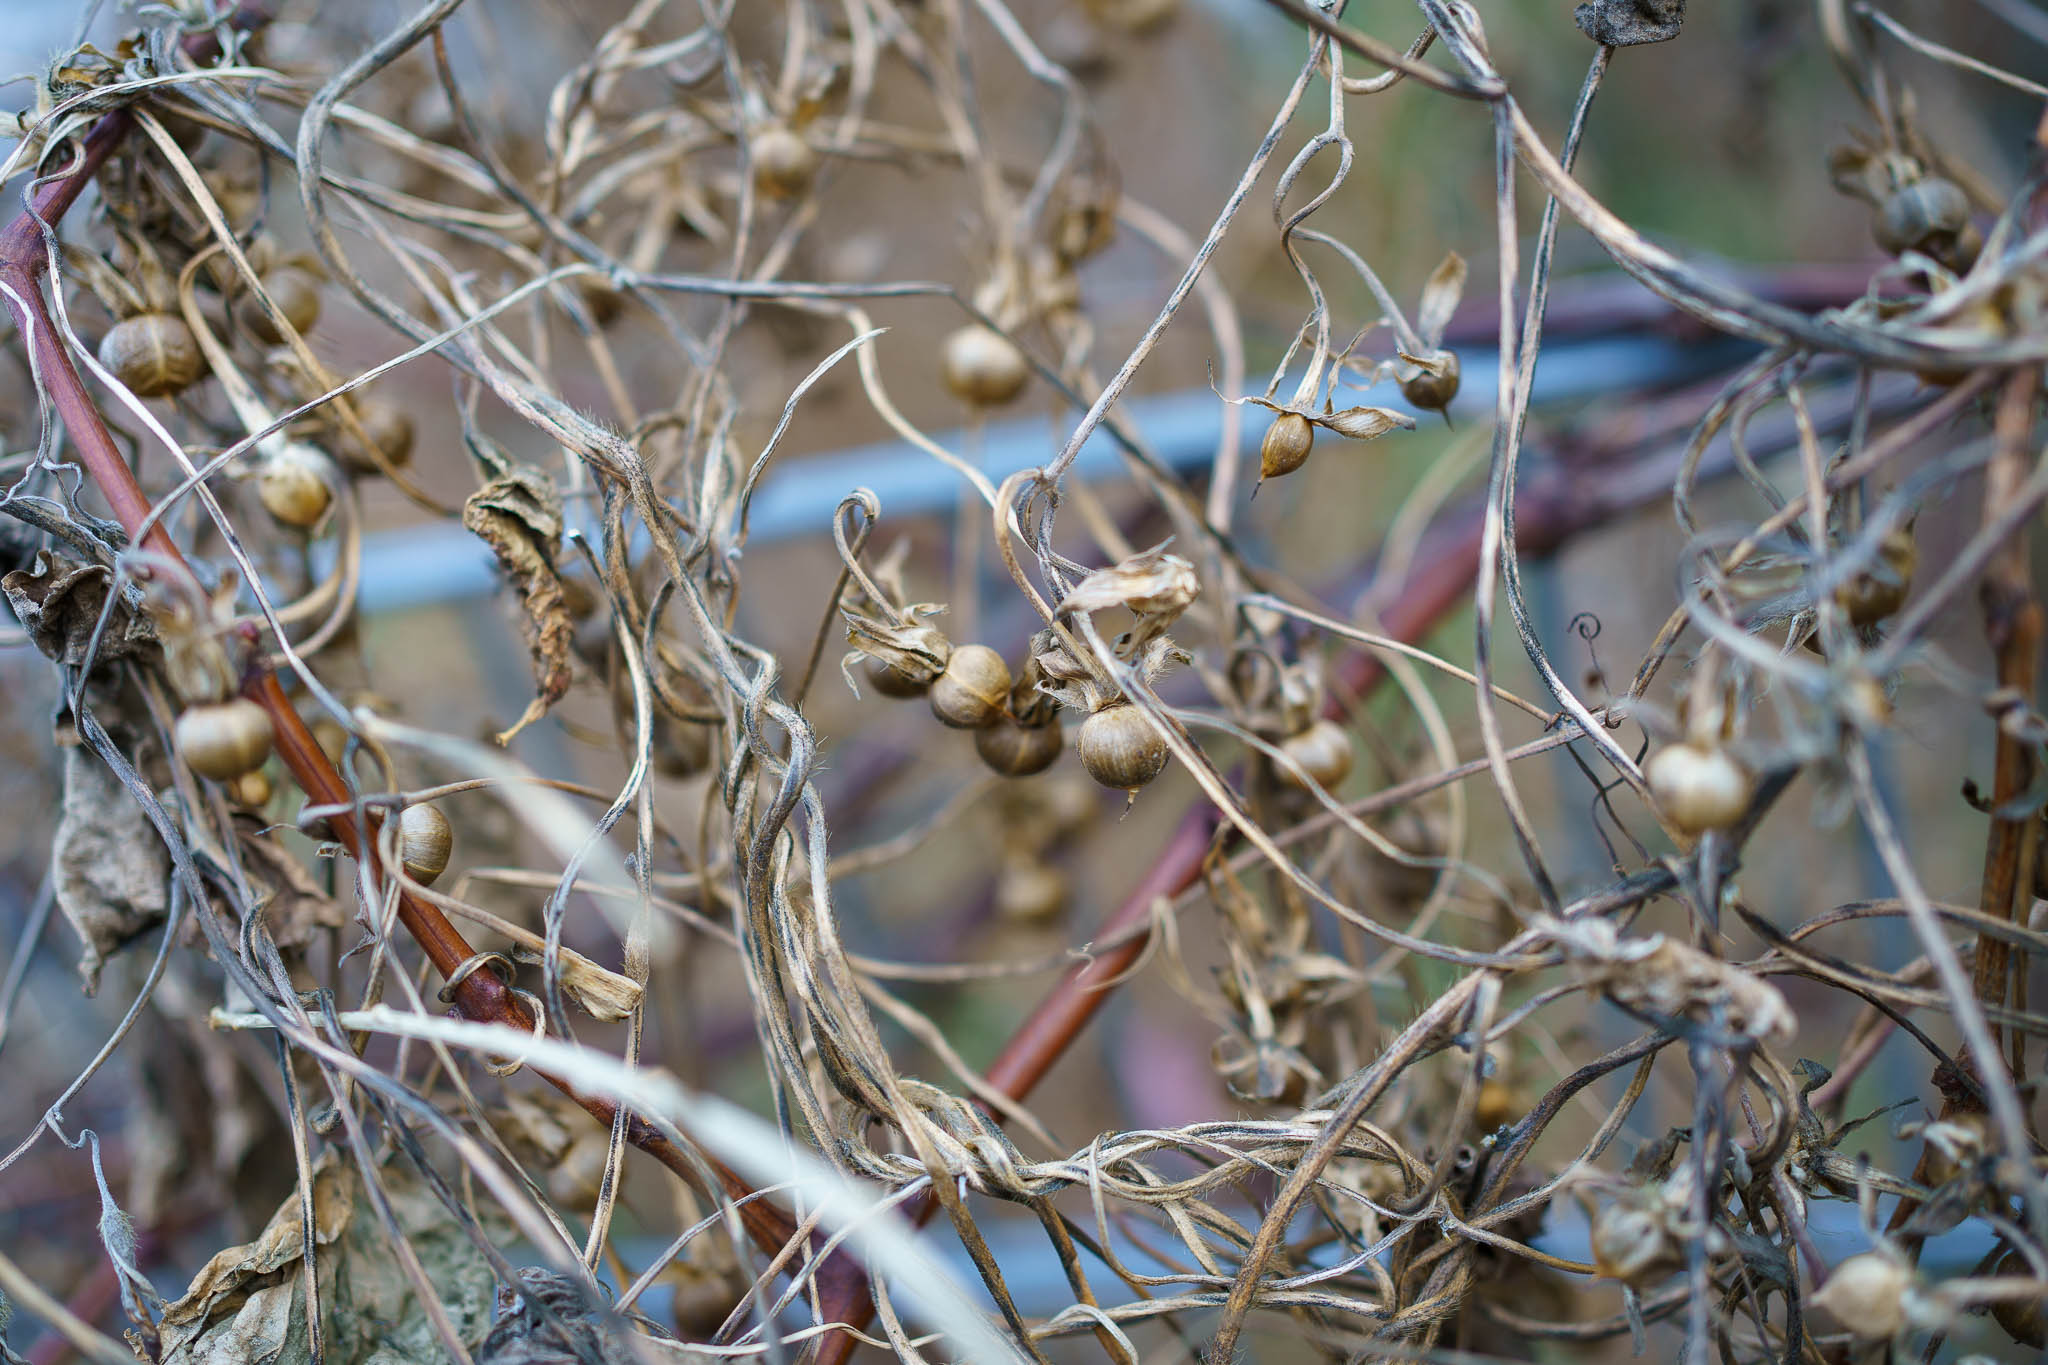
xmin=940 ymin=325 xmax=1029 ymax=406
xmin=1644 ymin=741 xmax=1752 ymax=835
xmin=1874 ymin=177 xmax=1969 ymax=258
xmin=929 ymin=644 xmax=1011 ymax=729
xmin=1812 ymin=1253 xmax=1911 ymax=1341
xmin=1399 ymin=350 xmax=1460 ymax=413
xmin=1259 ymin=412 xmax=1314 ymax=480
xmin=865 ymin=657 xmax=931 ymax=698
xmin=1991 ymin=1249 xmax=2045 ymax=1347
xmin=227 ymin=769 xmax=273 ymax=808
xmin=996 ymin=856 xmax=1067 ymax=922
xmin=751 ymin=124 xmax=818 ymax=199
xmin=1078 ymin=703 xmax=1169 ymax=791
xmin=1589 ymin=1199 xmax=1679 ymax=1285
xmin=176 ymin=698 xmax=275 ymax=780
xmin=1835 ymin=527 xmax=1916 ymax=626
xmin=341 ymin=401 xmax=415 ymax=473
xmin=258 ymin=445 xmax=335 ymax=528
xmin=1279 ymin=718 xmax=1353 ymax=790
xmin=239 ymin=267 xmax=322 ymax=344
xmin=98 ymin=313 xmax=204 ymax=397
xmin=398 ymin=804 xmax=453 ymax=886
xmin=975 ymin=713 xmax=1064 ymax=777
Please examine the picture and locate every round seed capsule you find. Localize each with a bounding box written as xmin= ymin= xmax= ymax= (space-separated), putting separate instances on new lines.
xmin=1278 ymin=718 xmax=1353 ymax=790
xmin=974 ymin=714 xmax=1064 ymax=777
xmin=1399 ymin=350 xmax=1460 ymax=413
xmin=98 ymin=313 xmax=204 ymax=397
xmin=1875 ymin=178 xmax=1969 ymax=258
xmin=1644 ymin=741 xmax=1753 ymax=835
xmin=258 ymin=445 xmax=335 ymax=528
xmin=239 ymin=267 xmax=322 ymax=344
xmin=865 ymin=656 xmax=931 ymax=699
xmin=1835 ymin=527 xmax=1916 ymax=627
xmin=1077 ymin=703 xmax=1169 ymax=791
xmin=398 ymin=803 xmax=453 ymax=886
xmin=227 ymin=769 xmax=273 ymax=809
xmin=940 ymin=326 xmax=1029 ymax=407
xmin=751 ymin=125 xmax=818 ymax=199
xmin=1812 ymin=1253 xmax=1911 ymax=1341
xmin=1259 ymin=412 xmax=1314 ymax=480
xmin=175 ymin=698 xmax=275 ymax=780
xmin=929 ymin=644 xmax=1010 ymax=729
xmin=996 ymin=857 xmax=1067 ymax=922
xmin=341 ymin=401 xmax=414 ymax=473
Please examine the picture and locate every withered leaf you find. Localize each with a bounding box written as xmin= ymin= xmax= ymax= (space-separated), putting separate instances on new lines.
xmin=2 ymin=550 xmax=159 ymax=672
xmin=463 ymin=468 xmax=574 ymax=745
xmin=160 ymin=1151 xmax=500 ymax=1365
xmin=54 ymin=744 xmax=169 ymax=993
xmin=477 ymin=1268 xmax=644 ymax=1365
xmin=230 ymin=815 xmax=344 ymax=954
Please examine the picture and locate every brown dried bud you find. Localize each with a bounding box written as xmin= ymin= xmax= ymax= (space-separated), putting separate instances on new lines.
xmin=99 ymin=313 xmax=204 ymax=397
xmin=1260 ymin=412 xmax=1314 ymax=480
xmin=1077 ymin=702 xmax=1169 ymax=791
xmin=1279 ymin=718 xmax=1353 ymax=791
xmin=975 ymin=713 xmax=1064 ymax=777
xmin=1812 ymin=1253 xmax=1911 ymax=1341
xmin=239 ymin=267 xmax=322 ymax=344
xmin=1835 ymin=527 xmax=1916 ymax=627
xmin=930 ymin=644 xmax=1011 ymax=729
xmin=752 ymin=125 xmax=818 ymax=199
xmin=176 ymin=699 xmax=274 ymax=780
xmin=1645 ymin=741 xmax=1752 ymax=835
xmin=258 ymin=445 xmax=336 ymax=528
xmin=398 ymin=804 xmax=453 ymax=886
xmin=941 ymin=325 xmax=1029 ymax=406
xmin=1398 ymin=349 xmax=1460 ymax=413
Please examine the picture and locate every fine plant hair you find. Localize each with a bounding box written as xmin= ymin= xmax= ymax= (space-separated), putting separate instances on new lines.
xmin=0 ymin=3 xmax=2044 ymax=1365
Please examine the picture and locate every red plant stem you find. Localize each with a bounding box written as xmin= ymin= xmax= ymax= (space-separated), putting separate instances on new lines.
xmin=0 ymin=56 xmax=833 ymax=1307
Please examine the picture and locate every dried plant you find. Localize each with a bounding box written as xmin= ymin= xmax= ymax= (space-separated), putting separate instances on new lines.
xmin=0 ymin=2 xmax=2044 ymax=1364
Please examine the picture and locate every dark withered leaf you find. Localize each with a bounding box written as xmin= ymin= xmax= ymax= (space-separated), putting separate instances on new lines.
xmin=2 ymin=550 xmax=159 ymax=672
xmin=463 ymin=468 xmax=574 ymax=744
xmin=1573 ymin=0 xmax=1683 ymax=45
xmin=229 ymin=815 xmax=344 ymax=953
xmin=54 ymin=744 xmax=169 ymax=993
xmin=478 ymin=1268 xmax=645 ymax=1365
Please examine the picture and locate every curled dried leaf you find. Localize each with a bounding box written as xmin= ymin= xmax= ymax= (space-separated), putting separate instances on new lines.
xmin=463 ymin=469 xmax=573 ymax=745
xmin=54 ymin=744 xmax=169 ymax=993
xmin=2 ymin=550 xmax=159 ymax=673
xmin=510 ymin=945 xmax=644 ymax=1022
xmin=1415 ymin=250 xmax=1467 ymax=346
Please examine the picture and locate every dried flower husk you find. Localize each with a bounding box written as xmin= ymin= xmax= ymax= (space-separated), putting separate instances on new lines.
xmin=841 ymin=605 xmax=951 ymax=697
xmin=463 ymin=466 xmax=574 ymax=744
xmin=1554 ymin=918 xmax=1795 ymax=1043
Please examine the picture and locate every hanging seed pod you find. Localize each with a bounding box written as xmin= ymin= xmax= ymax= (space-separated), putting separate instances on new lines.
xmin=1644 ymin=741 xmax=1752 ymax=835
xmin=1399 ymin=350 xmax=1460 ymax=413
xmin=929 ymin=644 xmax=1011 ymax=729
xmin=751 ymin=124 xmax=818 ymax=199
xmin=865 ymin=657 xmax=931 ymax=698
xmin=340 ymin=401 xmax=415 ymax=473
xmin=1812 ymin=1253 xmax=1911 ymax=1341
xmin=175 ymin=698 xmax=275 ymax=780
xmin=1835 ymin=526 xmax=1916 ymax=627
xmin=940 ymin=325 xmax=1029 ymax=406
xmin=1259 ymin=412 xmax=1314 ymax=480
xmin=239 ymin=267 xmax=322 ymax=344
xmin=1279 ymin=718 xmax=1353 ymax=790
xmin=226 ymin=769 xmax=273 ymax=809
xmin=1991 ymin=1249 xmax=2045 ymax=1347
xmin=975 ymin=713 xmax=1064 ymax=777
xmin=1078 ymin=702 xmax=1169 ymax=791
xmin=996 ymin=856 xmax=1068 ymax=922
xmin=398 ymin=804 xmax=453 ymax=886
xmin=1874 ymin=177 xmax=1970 ymax=259
xmin=258 ymin=445 xmax=335 ymax=528
xmin=98 ymin=312 xmax=204 ymax=397
xmin=1589 ymin=1199 xmax=1679 ymax=1285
